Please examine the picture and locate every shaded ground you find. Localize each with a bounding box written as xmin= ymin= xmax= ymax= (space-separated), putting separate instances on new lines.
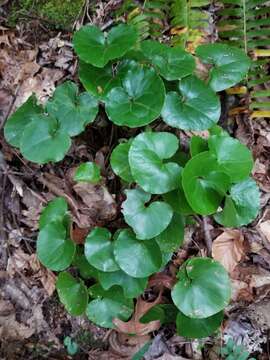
xmin=0 ymin=0 xmax=270 ymax=359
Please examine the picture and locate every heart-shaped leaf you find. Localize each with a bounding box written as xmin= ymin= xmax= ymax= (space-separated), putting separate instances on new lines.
xmin=20 ymin=114 xmax=71 ymax=164
xmin=208 ymin=135 xmax=253 ymax=183
xmin=86 ymin=285 xmax=134 ymax=328
xmin=56 ymin=272 xmax=88 ymax=316
xmin=98 ymin=270 xmax=148 ymax=298
xmin=155 ymin=213 xmax=184 ymax=252
xmin=122 ymin=188 xmax=173 ymax=239
xmin=196 ymin=44 xmax=251 ymax=92
xmin=161 ymin=75 xmax=221 ymax=131
xmin=37 ymin=221 xmax=75 ymax=271
xmin=84 ymin=227 xmax=119 ymax=272
xmin=73 ymin=250 xmax=99 ymax=280
xmin=214 ymin=178 xmax=260 ymax=227
xmin=172 ymin=258 xmax=231 ymax=318
xmin=182 ymin=151 xmax=231 ymax=215
xmin=79 ymin=61 xmax=121 ymax=100
xmin=113 ymin=229 xmax=162 ymax=278
xmin=74 ymin=162 xmax=101 ymax=183
xmin=39 ymin=197 xmax=68 ymax=230
xmin=141 ymin=40 xmax=195 ymax=80
xmin=46 ymin=81 xmax=98 ymax=136
xmin=129 ymin=132 xmax=182 ymax=194
xmin=4 ymin=95 xmax=42 ymax=147
xmin=105 ymin=61 xmax=165 ymax=127
xmin=110 ymin=140 xmax=134 ymax=183
xmin=176 ymin=311 xmax=224 ymax=338
xmin=73 ymin=24 xmax=138 ymax=68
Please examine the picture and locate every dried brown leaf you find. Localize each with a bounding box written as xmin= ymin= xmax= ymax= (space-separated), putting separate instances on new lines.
xmin=259 ymin=220 xmax=270 ymax=243
xmin=212 ymin=229 xmax=246 ymax=274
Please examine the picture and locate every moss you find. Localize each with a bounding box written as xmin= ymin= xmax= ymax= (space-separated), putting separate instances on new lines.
xmin=8 ymin=0 xmax=85 ymax=29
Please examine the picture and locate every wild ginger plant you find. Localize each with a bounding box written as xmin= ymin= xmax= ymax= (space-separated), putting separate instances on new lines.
xmin=4 ymin=23 xmax=259 ymax=338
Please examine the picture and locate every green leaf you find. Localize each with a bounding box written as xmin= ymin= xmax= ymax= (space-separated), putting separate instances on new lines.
xmin=84 ymin=227 xmax=119 ymax=272
xmin=20 ymin=114 xmax=71 ymax=164
xmin=64 ymin=336 xmax=79 ymax=356
xmin=196 ymin=44 xmax=251 ymax=92
xmin=39 ymin=197 xmax=68 ymax=230
xmin=56 ymin=272 xmax=88 ymax=316
xmin=74 ymin=162 xmax=101 ymax=183
xmin=113 ymin=229 xmax=162 ymax=278
xmin=86 ymin=286 xmax=134 ymax=328
xmin=208 ymin=135 xmax=253 ymax=183
xmin=182 ymin=151 xmax=231 ymax=215
xmin=172 ymin=257 xmax=231 ymax=318
xmin=122 ymin=188 xmax=173 ymax=240
xmin=162 ymin=75 xmax=221 ymax=131
xmin=46 ymin=81 xmax=98 ymax=136
xmin=141 ymin=40 xmax=195 ymax=81
xmin=73 ymin=24 xmax=138 ymax=68
xmin=73 ymin=250 xmax=99 ymax=279
xmin=176 ymin=311 xmax=224 ymax=338
xmin=190 ymin=136 xmax=208 ymax=157
xmin=214 ymin=178 xmax=260 ymax=227
xmin=98 ymin=270 xmax=148 ymax=298
xmin=129 ymin=132 xmax=182 ymax=194
xmin=140 ymin=304 xmax=178 ymax=325
xmin=163 ymin=186 xmax=194 ymax=216
xmin=4 ymin=95 xmax=42 ymax=147
xmin=37 ymin=221 xmax=75 ymax=271
xmin=79 ymin=61 xmax=121 ymax=100
xmin=110 ymin=140 xmax=134 ymax=182
xmin=155 ymin=213 xmax=184 ymax=252
xmin=105 ymin=61 xmax=165 ymax=127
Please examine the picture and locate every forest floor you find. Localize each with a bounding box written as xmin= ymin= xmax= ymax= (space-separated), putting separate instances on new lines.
xmin=0 ymin=0 xmax=270 ymax=359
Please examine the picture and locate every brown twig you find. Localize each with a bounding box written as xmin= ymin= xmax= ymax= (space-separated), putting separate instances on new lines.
xmin=202 ymin=216 xmax=212 ymax=256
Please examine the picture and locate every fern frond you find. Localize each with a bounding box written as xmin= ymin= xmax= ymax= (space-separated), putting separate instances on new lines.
xmin=218 ymin=0 xmax=270 ymax=118
xmin=169 ymin=0 xmax=211 ymax=51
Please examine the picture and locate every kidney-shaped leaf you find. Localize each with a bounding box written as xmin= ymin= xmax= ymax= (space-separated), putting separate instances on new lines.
xmin=84 ymin=227 xmax=119 ymax=272
xmin=4 ymin=95 xmax=42 ymax=148
xmin=129 ymin=132 xmax=182 ymax=194
xmin=208 ymin=135 xmax=253 ymax=183
xmin=141 ymin=40 xmax=195 ymax=81
xmin=37 ymin=221 xmax=75 ymax=271
xmin=176 ymin=311 xmax=224 ymax=339
xmin=39 ymin=197 xmax=68 ymax=230
xmin=163 ymin=186 xmax=194 ymax=216
xmin=196 ymin=44 xmax=251 ymax=92
xmin=182 ymin=151 xmax=230 ymax=215
xmin=105 ymin=61 xmax=165 ymax=127
xmin=162 ymin=75 xmax=220 ymax=131
xmin=122 ymin=188 xmax=173 ymax=239
xmin=114 ymin=229 xmax=162 ymax=278
xmin=74 ymin=162 xmax=101 ymax=183
xmin=172 ymin=257 xmax=231 ymax=318
xmin=46 ymin=81 xmax=98 ymax=137
xmin=73 ymin=24 xmax=138 ymax=68
xmin=214 ymin=178 xmax=260 ymax=227
xmin=98 ymin=270 xmax=148 ymax=298
xmin=56 ymin=272 xmax=88 ymax=316
xmin=86 ymin=286 xmax=134 ymax=328
xmin=79 ymin=61 xmax=121 ymax=100
xmin=110 ymin=140 xmax=134 ymax=183
xmin=20 ymin=114 xmax=71 ymax=164
xmin=73 ymin=250 xmax=99 ymax=280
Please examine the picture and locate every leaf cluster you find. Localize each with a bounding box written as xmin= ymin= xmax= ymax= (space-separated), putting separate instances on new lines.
xmin=5 ymin=23 xmax=260 ymax=339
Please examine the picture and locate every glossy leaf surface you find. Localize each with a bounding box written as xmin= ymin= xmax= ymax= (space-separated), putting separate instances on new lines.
xmin=162 ymin=76 xmax=221 ymax=131
xmin=172 ymin=258 xmax=231 ymax=318
xmin=113 ymin=229 xmax=162 ymax=278
xmin=129 ymin=132 xmax=181 ymax=194
xmin=39 ymin=197 xmax=68 ymax=230
xmin=110 ymin=140 xmax=134 ymax=182
xmin=74 ymin=162 xmax=101 ymax=183
xmin=155 ymin=213 xmax=184 ymax=252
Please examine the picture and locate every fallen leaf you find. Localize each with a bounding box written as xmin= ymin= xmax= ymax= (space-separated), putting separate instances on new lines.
xmin=109 ymin=331 xmax=150 ymax=358
xmin=212 ymin=230 xmax=246 ymax=274
xmin=113 ymin=294 xmax=162 ymax=336
xmin=259 ymin=221 xmax=270 ymax=243
xmin=29 ymin=254 xmax=56 ymax=296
